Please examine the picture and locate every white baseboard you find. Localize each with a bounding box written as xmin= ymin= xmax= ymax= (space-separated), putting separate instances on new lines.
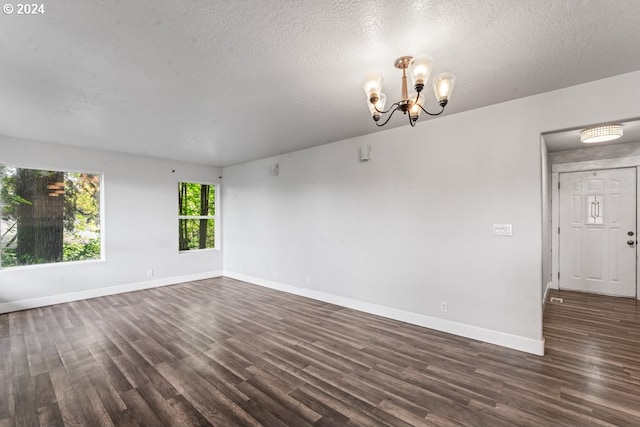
xmin=543 ymin=281 xmax=553 ymax=307
xmin=224 ymin=271 xmax=545 ymax=356
xmin=0 ymin=270 xmax=223 ymax=314
xmin=542 ymin=282 xmax=556 ymax=306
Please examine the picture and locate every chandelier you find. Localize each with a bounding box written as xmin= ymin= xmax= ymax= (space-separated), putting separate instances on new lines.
xmin=363 ymin=54 xmax=456 ymax=127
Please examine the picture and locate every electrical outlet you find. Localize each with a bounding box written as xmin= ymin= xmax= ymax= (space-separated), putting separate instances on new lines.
xmin=493 ymin=224 xmax=513 ymax=236
xmin=147 ymin=269 xmax=154 ymax=277
xmin=440 ymin=301 xmax=448 ymax=312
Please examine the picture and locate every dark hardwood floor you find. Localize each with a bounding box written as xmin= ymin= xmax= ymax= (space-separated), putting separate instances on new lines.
xmin=1 ymin=278 xmax=639 ymax=426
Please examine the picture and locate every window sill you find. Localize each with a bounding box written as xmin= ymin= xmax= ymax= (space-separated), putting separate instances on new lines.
xmin=0 ymin=258 xmax=105 ymax=272
xmin=178 ymin=248 xmax=220 ymax=254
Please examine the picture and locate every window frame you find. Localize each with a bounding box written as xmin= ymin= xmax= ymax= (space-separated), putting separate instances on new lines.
xmin=178 ymin=180 xmax=220 ymax=252
xmin=0 ymin=163 xmax=105 ymax=270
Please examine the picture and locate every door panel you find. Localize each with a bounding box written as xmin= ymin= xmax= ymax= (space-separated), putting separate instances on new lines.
xmin=559 ymin=168 xmax=636 ymax=297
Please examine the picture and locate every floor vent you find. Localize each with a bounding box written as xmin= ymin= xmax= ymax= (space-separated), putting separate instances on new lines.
xmin=550 ymin=296 xmax=564 ymax=303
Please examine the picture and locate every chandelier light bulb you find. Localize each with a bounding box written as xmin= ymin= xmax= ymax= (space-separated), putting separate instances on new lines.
xmin=409 ymin=92 xmax=425 ymax=122
xmin=363 ymin=71 xmax=384 ymax=102
xmin=433 ymin=72 xmax=456 ymax=105
xmin=409 ymin=54 xmax=433 ymax=91
xmin=368 ymin=93 xmax=387 ymax=121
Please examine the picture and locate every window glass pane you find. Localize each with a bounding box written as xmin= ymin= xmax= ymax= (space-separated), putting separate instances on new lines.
xmin=0 ymin=166 xmax=101 ymax=267
xmin=179 ymin=218 xmax=215 ymax=250
xmin=178 ymin=183 xmax=215 ymax=216
xmin=586 ymin=195 xmax=604 ymax=225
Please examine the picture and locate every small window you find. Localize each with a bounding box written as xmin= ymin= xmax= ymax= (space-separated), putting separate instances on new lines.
xmin=178 ymin=182 xmax=216 ymax=251
xmin=0 ymin=166 xmax=102 ymax=268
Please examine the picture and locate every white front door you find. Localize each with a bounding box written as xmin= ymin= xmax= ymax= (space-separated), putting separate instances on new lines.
xmin=559 ymin=168 xmax=636 ymax=297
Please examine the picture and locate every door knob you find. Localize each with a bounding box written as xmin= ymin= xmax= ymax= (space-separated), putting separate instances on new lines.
xmin=629 ymin=231 xmax=635 ymax=236
xmin=627 ymin=240 xmax=635 ymax=246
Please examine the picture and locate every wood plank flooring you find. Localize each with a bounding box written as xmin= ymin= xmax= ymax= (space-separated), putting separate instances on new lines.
xmin=1 ymin=279 xmax=639 ymax=426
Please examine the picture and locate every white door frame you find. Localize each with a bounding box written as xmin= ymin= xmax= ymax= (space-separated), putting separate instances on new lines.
xmin=551 ymin=157 xmax=640 ymax=299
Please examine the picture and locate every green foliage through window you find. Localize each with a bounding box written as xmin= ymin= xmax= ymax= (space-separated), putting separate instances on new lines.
xmin=178 ymin=182 xmax=215 ymax=250
xmin=0 ymin=166 xmax=101 ymax=268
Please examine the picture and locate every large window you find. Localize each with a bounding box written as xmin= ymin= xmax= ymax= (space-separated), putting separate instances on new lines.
xmin=178 ymin=182 xmax=216 ymax=251
xmin=0 ymin=166 xmax=101 ymax=268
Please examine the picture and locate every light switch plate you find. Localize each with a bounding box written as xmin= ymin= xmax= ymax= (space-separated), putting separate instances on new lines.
xmin=493 ymin=224 xmax=513 ymax=236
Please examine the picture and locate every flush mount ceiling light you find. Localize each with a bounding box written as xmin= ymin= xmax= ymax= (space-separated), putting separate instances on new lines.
xmin=363 ymin=54 xmax=456 ymax=127
xmin=580 ymin=124 xmax=623 ymax=143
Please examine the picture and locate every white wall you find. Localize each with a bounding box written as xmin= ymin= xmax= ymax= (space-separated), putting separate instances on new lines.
xmin=0 ymin=136 xmax=222 ymax=312
xmin=222 ymin=70 xmax=640 ymax=354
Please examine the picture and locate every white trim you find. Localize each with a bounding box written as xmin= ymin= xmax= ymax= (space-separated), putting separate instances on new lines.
xmin=552 ymin=156 xmax=640 ymax=173
xmin=551 ymin=172 xmax=560 ymax=290
xmin=177 ymin=181 xmax=221 ymax=251
xmin=100 ymin=171 xmax=106 ymax=261
xmin=176 ymin=179 xmax=221 ymax=187
xmin=553 ymin=165 xmax=639 ymax=297
xmin=543 ymin=281 xmax=553 ymax=307
xmin=178 ymin=247 xmax=221 ymax=253
xmin=0 ymin=162 xmax=103 ymax=176
xmin=215 ymin=183 xmax=221 ymax=250
xmin=0 ymin=258 xmax=104 ymax=272
xmin=224 ymin=271 xmax=545 ymax=356
xmin=0 ymin=168 xmax=105 ymax=269
xmin=0 ymin=270 xmax=223 ymax=314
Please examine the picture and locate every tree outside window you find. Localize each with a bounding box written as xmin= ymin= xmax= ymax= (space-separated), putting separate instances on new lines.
xmin=0 ymin=166 xmax=101 ymax=268
xmin=178 ymin=182 xmax=215 ymax=251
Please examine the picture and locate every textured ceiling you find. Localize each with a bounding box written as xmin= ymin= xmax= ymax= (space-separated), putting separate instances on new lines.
xmin=1 ymin=1 xmax=640 ymax=167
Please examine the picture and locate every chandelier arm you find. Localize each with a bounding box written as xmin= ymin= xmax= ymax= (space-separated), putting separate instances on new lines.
xmin=374 ymin=101 xmax=401 ymax=115
xmin=375 ymin=106 xmax=399 ymax=127
xmin=419 ymin=104 xmax=446 ymax=116
xmin=409 ymin=114 xmax=416 ymax=127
